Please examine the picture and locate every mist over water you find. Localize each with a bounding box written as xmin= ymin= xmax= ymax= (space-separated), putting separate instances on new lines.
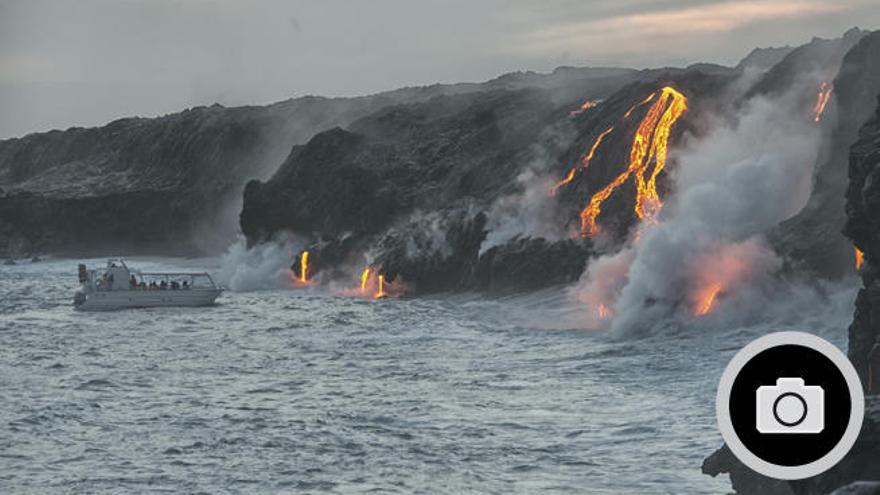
xmin=0 ymin=257 xmax=857 ymax=493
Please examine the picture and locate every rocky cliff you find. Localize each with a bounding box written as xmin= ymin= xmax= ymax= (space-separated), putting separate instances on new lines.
xmin=771 ymin=29 xmax=880 ymax=279
xmin=239 ymin=65 xmax=741 ymax=294
xmin=0 ymin=67 xmax=639 ymax=258
xmin=701 ymin=82 xmax=880 ymax=495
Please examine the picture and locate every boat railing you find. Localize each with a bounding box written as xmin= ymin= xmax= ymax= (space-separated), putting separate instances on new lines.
xmin=86 ymin=267 xmax=219 ymax=291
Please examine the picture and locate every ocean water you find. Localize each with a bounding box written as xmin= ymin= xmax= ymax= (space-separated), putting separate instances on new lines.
xmin=0 ymin=257 xmax=856 ymax=494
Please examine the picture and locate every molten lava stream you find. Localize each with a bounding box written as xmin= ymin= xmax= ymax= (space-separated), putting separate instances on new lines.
xmin=549 ymin=126 xmax=614 ymax=195
xmin=580 ymin=86 xmax=688 ymax=237
xmin=856 ymin=248 xmax=865 ymax=270
xmin=375 ymin=275 xmax=386 ymax=299
xmin=550 ymin=168 xmax=577 ymax=195
xmin=623 ymin=92 xmax=656 ymax=119
xmin=360 ymin=268 xmax=372 ymax=292
xmin=813 ymin=81 xmax=832 ymax=123
xmin=695 ymin=283 xmax=722 ymax=316
xmin=299 ymin=250 xmax=310 ymax=284
xmin=582 ymin=126 xmax=614 ymax=168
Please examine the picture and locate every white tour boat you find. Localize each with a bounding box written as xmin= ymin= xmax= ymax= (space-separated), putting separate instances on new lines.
xmin=74 ymin=259 xmax=222 ymax=311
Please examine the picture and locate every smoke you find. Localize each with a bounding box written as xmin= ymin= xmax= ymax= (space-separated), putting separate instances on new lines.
xmin=572 ymin=85 xmax=823 ymax=336
xmin=480 ymin=169 xmax=566 ymax=254
xmin=216 ymin=232 xmax=305 ymax=291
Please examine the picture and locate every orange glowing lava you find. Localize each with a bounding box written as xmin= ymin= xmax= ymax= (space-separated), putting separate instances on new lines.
xmin=570 ymin=99 xmax=599 ymax=116
xmin=550 ymin=168 xmax=577 ymax=195
xmin=623 ymin=92 xmax=656 ymax=119
xmin=856 ymin=248 xmax=864 ymax=270
xmin=598 ymin=304 xmax=611 ymax=319
xmin=375 ymin=275 xmax=386 ymax=299
xmin=695 ymin=283 xmax=722 ymax=316
xmin=582 ymin=126 xmax=615 ymax=168
xmin=813 ymin=81 xmax=832 ymax=123
xmin=580 ymin=86 xmax=688 ymax=237
xmin=299 ymin=250 xmax=310 ymax=284
xmin=360 ymin=268 xmax=372 ymax=291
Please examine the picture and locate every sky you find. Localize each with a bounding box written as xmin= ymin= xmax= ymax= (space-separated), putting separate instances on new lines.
xmin=1 ymin=0 xmax=878 ymax=139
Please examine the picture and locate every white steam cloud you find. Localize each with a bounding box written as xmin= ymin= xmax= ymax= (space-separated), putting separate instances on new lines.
xmin=216 ymin=233 xmax=305 ymax=291
xmin=481 ymin=169 xmax=566 ymax=254
xmin=573 ymin=86 xmax=823 ymax=336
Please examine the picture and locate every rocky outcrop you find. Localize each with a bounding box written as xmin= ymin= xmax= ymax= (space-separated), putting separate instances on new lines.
xmin=844 ymin=93 xmax=880 ymax=388
xmin=702 ymin=86 xmax=880 ymax=495
xmin=771 ymin=29 xmax=879 ymax=279
xmin=239 ymin=65 xmax=738 ymax=295
xmin=702 ymin=398 xmax=880 ymax=495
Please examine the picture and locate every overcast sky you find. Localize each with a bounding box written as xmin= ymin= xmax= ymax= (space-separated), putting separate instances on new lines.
xmin=1 ymin=0 xmax=878 ymax=139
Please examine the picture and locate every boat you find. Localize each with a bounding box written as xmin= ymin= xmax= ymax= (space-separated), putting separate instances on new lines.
xmin=74 ymin=259 xmax=222 ymax=311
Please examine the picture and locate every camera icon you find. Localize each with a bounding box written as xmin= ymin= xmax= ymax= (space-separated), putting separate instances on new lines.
xmin=756 ymin=378 xmax=824 ymax=434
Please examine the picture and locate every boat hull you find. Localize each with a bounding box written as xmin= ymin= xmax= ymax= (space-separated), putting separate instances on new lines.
xmin=74 ymin=289 xmax=222 ymax=311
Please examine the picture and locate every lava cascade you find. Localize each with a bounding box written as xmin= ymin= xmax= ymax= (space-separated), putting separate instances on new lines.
xmin=856 ymin=248 xmax=865 ymax=270
xmin=551 ymin=126 xmax=616 ymax=195
xmin=580 ymin=87 xmax=688 ymax=237
xmin=360 ymin=268 xmax=372 ymax=292
xmin=550 ymin=168 xmax=577 ymax=195
xmin=695 ymin=283 xmax=721 ymax=316
xmin=582 ymin=126 xmax=615 ymax=168
xmin=624 ymin=92 xmax=656 ymax=119
xmin=299 ymin=250 xmax=310 ymax=284
xmin=813 ymin=81 xmax=832 ymax=122
xmin=375 ymin=275 xmax=386 ymax=299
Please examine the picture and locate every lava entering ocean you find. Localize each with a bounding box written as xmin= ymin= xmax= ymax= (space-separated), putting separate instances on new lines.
xmin=299 ymin=250 xmax=310 ymax=284
xmin=360 ymin=268 xmax=372 ymax=292
xmin=694 ymin=283 xmax=722 ymax=316
xmin=375 ymin=275 xmax=387 ymax=299
xmin=813 ymin=81 xmax=832 ymax=123
xmin=856 ymin=248 xmax=865 ymax=270
xmin=580 ymin=86 xmax=688 ymax=237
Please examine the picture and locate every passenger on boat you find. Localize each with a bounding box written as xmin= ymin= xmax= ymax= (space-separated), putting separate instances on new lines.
xmin=170 ymin=281 xmax=180 ymax=290
xmin=129 ymin=275 xmax=137 ymax=289
xmin=149 ymin=281 xmax=158 ymax=290
xmin=182 ymin=281 xmax=189 ymax=289
xmin=139 ymin=281 xmax=147 ymax=290
xmin=160 ymin=280 xmax=168 ymax=290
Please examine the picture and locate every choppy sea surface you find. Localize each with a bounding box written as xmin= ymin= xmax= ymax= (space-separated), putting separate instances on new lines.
xmin=0 ymin=257 xmax=857 ymax=494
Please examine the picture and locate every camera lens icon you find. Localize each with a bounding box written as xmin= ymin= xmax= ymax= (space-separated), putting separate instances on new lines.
xmin=756 ymin=378 xmax=824 ymax=434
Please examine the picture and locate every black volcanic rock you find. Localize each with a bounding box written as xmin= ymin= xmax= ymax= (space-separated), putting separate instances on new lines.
xmin=703 ymin=398 xmax=880 ymax=495
xmin=844 ymin=93 xmax=880 ymax=386
xmin=472 ymin=237 xmax=591 ymax=294
xmin=0 ymin=66 xmax=641 ymax=258
xmin=736 ymin=45 xmax=796 ymax=72
xmin=239 ymin=64 xmax=739 ymax=294
xmin=769 ymin=29 xmax=880 ymax=279
xmin=703 ymin=88 xmax=880 ymax=495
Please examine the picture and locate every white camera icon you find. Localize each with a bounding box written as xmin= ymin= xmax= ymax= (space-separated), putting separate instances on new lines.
xmin=756 ymin=377 xmax=824 ymax=434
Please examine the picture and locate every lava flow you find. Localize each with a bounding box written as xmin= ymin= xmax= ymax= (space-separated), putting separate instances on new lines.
xmin=582 ymin=126 xmax=614 ymax=168
xmin=360 ymin=267 xmax=372 ymax=292
xmin=550 ymin=126 xmax=614 ymax=195
xmin=375 ymin=275 xmax=387 ymax=299
xmin=580 ymin=86 xmax=688 ymax=237
xmin=623 ymin=92 xmax=656 ymax=119
xmin=550 ymin=168 xmax=577 ymax=195
xmin=570 ymin=99 xmax=598 ymax=116
xmin=695 ymin=282 xmax=722 ymax=316
xmin=299 ymin=250 xmax=310 ymax=284
xmin=856 ymin=248 xmax=865 ymax=270
xmin=813 ymin=81 xmax=832 ymax=123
